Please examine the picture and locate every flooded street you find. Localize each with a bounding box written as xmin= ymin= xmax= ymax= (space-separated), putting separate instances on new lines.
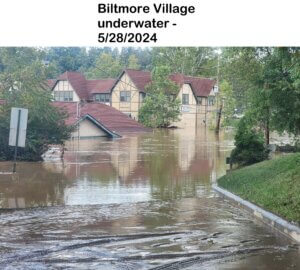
xmin=0 ymin=129 xmax=299 ymax=269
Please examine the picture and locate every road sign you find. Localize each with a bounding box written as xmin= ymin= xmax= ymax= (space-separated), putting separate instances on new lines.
xmin=9 ymin=107 xmax=28 ymax=148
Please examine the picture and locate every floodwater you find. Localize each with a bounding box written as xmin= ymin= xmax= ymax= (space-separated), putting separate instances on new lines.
xmin=0 ymin=128 xmax=299 ymax=269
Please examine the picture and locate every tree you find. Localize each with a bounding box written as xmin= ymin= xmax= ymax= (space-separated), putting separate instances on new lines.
xmin=139 ymin=66 xmax=181 ymax=128
xmin=0 ymin=48 xmax=73 ymax=161
xmin=262 ymin=48 xmax=300 ymax=137
xmin=127 ymin=54 xmax=140 ymax=69
xmin=221 ymin=47 xmax=300 ymax=143
xmin=218 ymin=80 xmax=236 ymax=127
xmin=85 ymin=52 xmax=122 ymax=79
xmin=152 ymin=47 xmax=216 ymax=77
xmin=230 ymin=117 xmax=269 ymax=166
xmin=44 ymin=47 xmax=87 ymax=74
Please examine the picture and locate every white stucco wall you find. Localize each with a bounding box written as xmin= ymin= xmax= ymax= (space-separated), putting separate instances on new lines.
xmin=72 ymin=119 xmax=107 ymax=138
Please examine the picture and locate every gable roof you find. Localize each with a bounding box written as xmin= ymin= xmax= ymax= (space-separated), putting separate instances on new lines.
xmin=124 ymin=69 xmax=152 ymax=92
xmin=170 ymin=73 xmax=216 ymax=97
xmin=52 ymin=101 xmax=151 ymax=137
xmin=49 ymin=72 xmax=116 ymax=100
xmin=113 ymin=69 xmax=216 ymax=97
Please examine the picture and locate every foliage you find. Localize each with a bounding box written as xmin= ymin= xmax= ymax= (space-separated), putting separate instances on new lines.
xmin=219 ymin=80 xmax=236 ymax=126
xmin=127 ymin=54 xmax=140 ymax=69
xmin=85 ymin=52 xmax=123 ymax=79
xmin=43 ymin=47 xmax=153 ymax=78
xmin=44 ymin=47 xmax=88 ymax=75
xmin=0 ymin=48 xmax=73 ymax=161
xmin=152 ymin=47 xmax=217 ymax=77
xmin=222 ymin=47 xmax=300 ymax=143
xmin=262 ymin=48 xmax=300 ymax=136
xmin=218 ymin=153 xmax=300 ymax=223
xmin=139 ymin=66 xmax=181 ymax=128
xmin=230 ymin=117 xmax=269 ymax=166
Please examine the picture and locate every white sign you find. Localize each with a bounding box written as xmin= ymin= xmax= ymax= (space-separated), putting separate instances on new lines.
xmin=181 ymin=105 xmax=190 ymax=112
xmin=9 ymin=108 xmax=28 ymax=148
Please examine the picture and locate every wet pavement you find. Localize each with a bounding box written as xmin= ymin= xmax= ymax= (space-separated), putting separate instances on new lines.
xmin=0 ymin=128 xmax=299 ymax=269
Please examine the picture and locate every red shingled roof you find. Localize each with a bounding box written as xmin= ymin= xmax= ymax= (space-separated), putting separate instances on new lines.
xmin=86 ymin=79 xmax=115 ymax=94
xmin=121 ymin=69 xmax=216 ymax=97
xmin=169 ymin=73 xmax=216 ymax=97
xmin=52 ymin=101 xmax=151 ymax=136
xmin=124 ymin=69 xmax=152 ymax=92
xmin=49 ymin=70 xmax=215 ymax=101
xmin=49 ymin=72 xmax=115 ymax=100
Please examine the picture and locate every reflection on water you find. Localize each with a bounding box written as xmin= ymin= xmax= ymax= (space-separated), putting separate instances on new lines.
xmin=0 ymin=128 xmax=233 ymax=208
xmin=0 ymin=128 xmax=299 ymax=270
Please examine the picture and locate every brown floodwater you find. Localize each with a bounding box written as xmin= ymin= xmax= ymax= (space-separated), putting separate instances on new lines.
xmin=0 ymin=128 xmax=299 ymax=269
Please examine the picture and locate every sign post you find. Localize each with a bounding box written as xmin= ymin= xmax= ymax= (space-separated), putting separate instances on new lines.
xmin=9 ymin=108 xmax=28 ymax=173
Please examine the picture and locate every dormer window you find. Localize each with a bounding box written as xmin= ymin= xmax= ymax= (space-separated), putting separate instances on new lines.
xmin=54 ymin=91 xmax=73 ymax=101
xmin=53 ymin=80 xmax=74 ymax=101
xmin=94 ymin=93 xmax=110 ymax=103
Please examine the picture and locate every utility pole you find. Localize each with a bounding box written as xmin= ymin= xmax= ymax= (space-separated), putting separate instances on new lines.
xmin=215 ymin=49 xmax=222 ymax=134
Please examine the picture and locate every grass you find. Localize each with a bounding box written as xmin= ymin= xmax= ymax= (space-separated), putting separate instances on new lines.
xmin=218 ymin=153 xmax=300 ymax=224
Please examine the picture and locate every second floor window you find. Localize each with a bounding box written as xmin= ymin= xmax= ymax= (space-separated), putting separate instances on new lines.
xmin=208 ymin=96 xmax=215 ymax=106
xmin=54 ymin=91 xmax=73 ymax=102
xmin=182 ymin=94 xmax=189 ymax=105
xmin=197 ymin=97 xmax=203 ymax=105
xmin=94 ymin=93 xmax=110 ymax=103
xmin=120 ymin=91 xmax=131 ymax=102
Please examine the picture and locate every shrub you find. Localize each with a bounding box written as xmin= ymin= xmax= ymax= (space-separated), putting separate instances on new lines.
xmin=230 ymin=117 xmax=269 ymax=166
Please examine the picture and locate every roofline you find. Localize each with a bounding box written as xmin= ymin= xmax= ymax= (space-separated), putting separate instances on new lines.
xmin=75 ymin=114 xmax=121 ymax=138
xmin=109 ymin=69 xmax=144 ymax=93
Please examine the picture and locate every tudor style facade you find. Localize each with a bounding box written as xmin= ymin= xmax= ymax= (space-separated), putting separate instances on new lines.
xmin=109 ymin=69 xmax=218 ymax=127
xmin=48 ymin=69 xmax=218 ymax=129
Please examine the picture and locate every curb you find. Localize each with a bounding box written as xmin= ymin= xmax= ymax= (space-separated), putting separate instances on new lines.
xmin=212 ymin=184 xmax=300 ymax=243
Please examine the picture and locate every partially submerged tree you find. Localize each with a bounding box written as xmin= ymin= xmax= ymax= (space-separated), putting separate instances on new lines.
xmin=0 ymin=48 xmax=73 ymax=161
xmin=139 ymin=66 xmax=181 ymax=128
xmin=218 ymin=80 xmax=236 ymax=127
xmin=230 ymin=116 xmax=269 ymax=166
xmin=222 ymin=47 xmax=300 ymax=144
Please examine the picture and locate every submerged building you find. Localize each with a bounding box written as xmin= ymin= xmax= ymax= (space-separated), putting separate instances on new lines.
xmin=48 ymin=69 xmax=218 ymax=129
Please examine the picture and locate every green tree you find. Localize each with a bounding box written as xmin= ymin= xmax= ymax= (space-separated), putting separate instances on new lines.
xmin=152 ymin=47 xmax=216 ymax=77
xmin=219 ymin=80 xmax=236 ymax=126
xmin=127 ymin=54 xmax=140 ymax=69
xmin=230 ymin=117 xmax=269 ymax=166
xmin=139 ymin=66 xmax=181 ymax=128
xmin=44 ymin=47 xmax=87 ymax=74
xmin=85 ymin=52 xmax=122 ymax=79
xmin=221 ymin=47 xmax=300 ymax=142
xmin=0 ymin=48 xmax=73 ymax=161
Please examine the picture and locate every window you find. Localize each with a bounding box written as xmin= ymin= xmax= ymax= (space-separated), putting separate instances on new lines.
xmin=120 ymin=91 xmax=131 ymax=102
xmin=208 ymin=96 xmax=215 ymax=106
xmin=197 ymin=97 xmax=202 ymax=105
xmin=54 ymin=91 xmax=73 ymax=102
xmin=139 ymin=92 xmax=146 ymax=103
xmin=182 ymin=94 xmax=189 ymax=105
xmin=94 ymin=93 xmax=110 ymax=103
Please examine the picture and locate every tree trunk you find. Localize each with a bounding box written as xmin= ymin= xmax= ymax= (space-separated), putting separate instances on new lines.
xmin=265 ymin=119 xmax=270 ymax=145
xmin=215 ymin=101 xmax=223 ymax=134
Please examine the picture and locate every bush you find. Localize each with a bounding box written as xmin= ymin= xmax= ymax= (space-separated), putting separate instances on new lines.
xmin=230 ymin=117 xmax=269 ymax=166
